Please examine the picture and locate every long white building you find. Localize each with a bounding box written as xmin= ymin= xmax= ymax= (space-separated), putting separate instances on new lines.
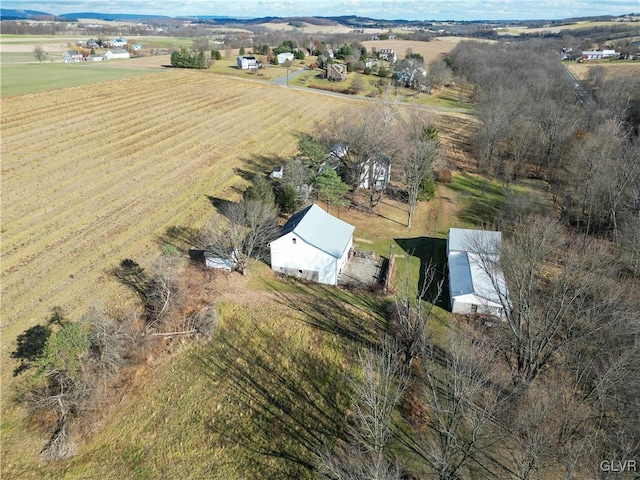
xmin=447 ymin=228 xmax=508 ymax=318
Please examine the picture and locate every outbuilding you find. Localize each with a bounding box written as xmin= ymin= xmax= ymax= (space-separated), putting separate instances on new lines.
xmin=277 ymin=52 xmax=294 ymax=64
xmin=447 ymin=228 xmax=507 ymax=318
xmin=270 ymin=204 xmax=354 ymax=286
xmin=103 ymin=48 xmax=130 ymax=60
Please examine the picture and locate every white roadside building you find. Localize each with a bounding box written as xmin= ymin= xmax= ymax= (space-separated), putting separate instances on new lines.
xmin=447 ymin=228 xmax=508 ymax=318
xmin=270 ymin=204 xmax=354 ymax=286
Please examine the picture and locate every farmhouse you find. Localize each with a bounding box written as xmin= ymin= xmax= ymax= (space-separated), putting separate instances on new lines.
xmin=103 ymin=48 xmax=130 ymax=60
xmin=237 ymin=55 xmax=258 ymax=69
xmin=447 ymin=228 xmax=507 ymax=318
xmin=327 ymin=63 xmax=347 ymax=82
xmin=63 ymin=50 xmax=84 ymax=63
xmin=270 ymin=204 xmax=354 ymax=286
xmin=277 ymin=52 xmax=294 ymax=64
xmin=359 ymin=157 xmax=391 ymax=190
xmin=378 ymin=48 xmax=397 ymax=62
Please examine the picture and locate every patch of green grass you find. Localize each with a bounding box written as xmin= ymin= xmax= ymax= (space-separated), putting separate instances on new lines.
xmin=448 ymin=173 xmax=506 ymax=227
xmin=1 ymin=63 xmax=159 ymax=97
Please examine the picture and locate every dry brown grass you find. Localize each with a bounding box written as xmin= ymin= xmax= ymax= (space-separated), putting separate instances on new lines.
xmin=363 ymin=36 xmax=469 ymax=64
xmin=565 ymin=61 xmax=640 ymax=81
xmin=1 ymin=70 xmax=356 ymax=467
xmin=0 ymin=57 xmax=476 ymax=477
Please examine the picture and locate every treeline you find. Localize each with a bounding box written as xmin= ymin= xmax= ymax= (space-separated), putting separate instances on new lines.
xmin=435 ymin=37 xmax=640 ymax=477
xmin=170 ymin=48 xmax=207 ymax=69
xmin=449 ymin=39 xmax=640 ymax=246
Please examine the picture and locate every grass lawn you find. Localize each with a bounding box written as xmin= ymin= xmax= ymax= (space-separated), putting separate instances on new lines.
xmin=1 ymin=62 xmax=160 ymax=97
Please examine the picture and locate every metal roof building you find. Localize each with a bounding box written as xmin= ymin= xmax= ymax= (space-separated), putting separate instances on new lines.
xmin=270 ymin=204 xmax=354 ymax=285
xmin=447 ymin=228 xmax=507 ymax=318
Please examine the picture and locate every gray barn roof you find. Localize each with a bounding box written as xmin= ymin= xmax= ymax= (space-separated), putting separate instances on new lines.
xmin=448 ymin=228 xmax=507 ymax=306
xmin=279 ymin=203 xmax=354 ymax=259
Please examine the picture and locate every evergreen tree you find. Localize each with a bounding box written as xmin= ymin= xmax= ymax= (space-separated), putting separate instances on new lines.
xmin=313 ymin=168 xmax=350 ymax=213
xmin=243 ymin=174 xmax=275 ymax=205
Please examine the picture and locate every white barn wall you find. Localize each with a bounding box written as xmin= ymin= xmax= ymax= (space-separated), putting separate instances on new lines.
xmin=271 ymin=232 xmax=340 ymax=285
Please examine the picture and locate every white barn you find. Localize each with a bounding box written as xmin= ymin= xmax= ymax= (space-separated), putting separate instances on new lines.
xmin=447 ymin=228 xmax=507 ymax=318
xmin=270 ymin=204 xmax=354 ymax=286
xmin=103 ymin=48 xmax=130 ymax=60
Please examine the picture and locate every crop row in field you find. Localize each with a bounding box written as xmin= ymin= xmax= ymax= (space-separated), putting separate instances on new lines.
xmin=0 ymin=70 xmax=351 ymax=396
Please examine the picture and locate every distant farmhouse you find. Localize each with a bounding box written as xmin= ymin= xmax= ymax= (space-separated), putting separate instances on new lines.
xmin=378 ymin=48 xmax=397 ymax=62
xmin=277 ymin=52 xmax=294 ymax=64
xmin=63 ymin=50 xmax=84 ymax=63
xmin=581 ymin=49 xmax=618 ymax=60
xmin=237 ymin=55 xmax=258 ymax=69
xmin=327 ymin=63 xmax=347 ymax=82
xmin=110 ymin=38 xmax=127 ymax=48
xmin=447 ymin=228 xmax=508 ymax=318
xmin=270 ymin=204 xmax=354 ymax=286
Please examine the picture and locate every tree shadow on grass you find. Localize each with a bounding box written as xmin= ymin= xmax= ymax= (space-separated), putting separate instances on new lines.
xmin=192 ymin=318 xmax=352 ymax=478
xmin=448 ymin=174 xmax=505 ymax=227
xmin=394 ymin=237 xmax=449 ymax=311
xmin=11 ymin=324 xmax=52 ymax=376
xmin=206 ymin=196 xmax=233 ymax=214
xmin=267 ymin=282 xmax=389 ymax=351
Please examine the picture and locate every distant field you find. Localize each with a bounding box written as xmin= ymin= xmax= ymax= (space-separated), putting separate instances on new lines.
xmin=1 ymin=62 xmax=160 ymax=96
xmin=363 ymin=37 xmax=475 ymax=64
xmin=506 ymin=20 xmax=635 ymax=35
xmin=566 ymin=60 xmax=640 ymax=81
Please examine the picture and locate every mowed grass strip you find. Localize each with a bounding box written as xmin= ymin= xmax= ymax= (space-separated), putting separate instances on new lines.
xmin=0 ymin=62 xmax=160 ymax=97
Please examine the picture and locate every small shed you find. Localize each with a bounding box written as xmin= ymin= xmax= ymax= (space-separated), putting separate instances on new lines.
xmin=447 ymin=228 xmax=507 ymax=318
xmin=270 ymin=204 xmax=354 ymax=286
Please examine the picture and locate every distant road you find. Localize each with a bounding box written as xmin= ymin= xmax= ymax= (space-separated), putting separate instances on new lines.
xmin=562 ymin=63 xmax=595 ymax=108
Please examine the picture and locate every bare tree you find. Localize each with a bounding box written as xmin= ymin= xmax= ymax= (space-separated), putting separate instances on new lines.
xmin=398 ymin=115 xmax=440 ymax=228
xmin=145 ymin=254 xmax=184 ymax=329
xmin=390 ymin=258 xmax=443 ymax=367
xmin=318 ymin=338 xmax=407 ymax=480
xmin=472 ymin=217 xmax=619 ymax=391
xmin=33 ymin=45 xmax=48 ymax=62
xmin=398 ymin=332 xmax=502 ymax=480
xmin=81 ymin=306 xmax=126 ymax=381
xmin=204 ymin=200 xmax=279 ymax=275
xmin=320 ymin=104 xmax=397 ymax=210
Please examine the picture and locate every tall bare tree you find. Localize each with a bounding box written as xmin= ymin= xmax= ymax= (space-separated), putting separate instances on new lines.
xmin=318 ymin=338 xmax=407 ymax=480
xmin=472 ymin=216 xmax=618 ymax=390
xmin=398 ymin=116 xmax=440 ymax=228
xmin=204 ymin=200 xmax=279 ymax=275
xmin=390 ymin=258 xmax=443 ymax=367
xmin=397 ymin=332 xmax=502 ymax=480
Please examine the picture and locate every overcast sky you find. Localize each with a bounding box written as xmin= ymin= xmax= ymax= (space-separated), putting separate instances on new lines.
xmin=5 ymin=0 xmax=639 ymax=21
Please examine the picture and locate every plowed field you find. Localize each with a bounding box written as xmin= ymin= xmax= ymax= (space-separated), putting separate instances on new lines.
xmin=0 ymin=69 xmax=346 ymax=362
